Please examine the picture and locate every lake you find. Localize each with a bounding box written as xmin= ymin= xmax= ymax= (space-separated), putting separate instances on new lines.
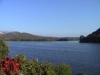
xmin=6 ymin=41 xmax=100 ymax=75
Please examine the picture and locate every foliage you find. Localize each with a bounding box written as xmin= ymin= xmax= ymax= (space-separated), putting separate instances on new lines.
xmin=0 ymin=57 xmax=20 ymax=75
xmin=80 ymin=28 xmax=100 ymax=43
xmin=14 ymin=54 xmax=29 ymax=75
xmin=14 ymin=54 xmax=71 ymax=75
xmin=42 ymin=61 xmax=57 ymax=75
xmin=0 ymin=40 xmax=9 ymax=59
xmin=79 ymin=35 xmax=84 ymax=40
xmin=55 ymin=63 xmax=71 ymax=75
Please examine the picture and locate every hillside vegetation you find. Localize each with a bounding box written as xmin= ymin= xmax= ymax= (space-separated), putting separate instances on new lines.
xmin=80 ymin=28 xmax=100 ymax=43
xmin=0 ymin=32 xmax=79 ymax=41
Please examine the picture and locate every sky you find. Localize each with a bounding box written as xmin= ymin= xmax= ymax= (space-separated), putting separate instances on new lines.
xmin=0 ymin=0 xmax=100 ymax=37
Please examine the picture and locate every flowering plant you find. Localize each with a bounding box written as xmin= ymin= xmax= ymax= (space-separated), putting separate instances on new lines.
xmin=0 ymin=57 xmax=20 ymax=75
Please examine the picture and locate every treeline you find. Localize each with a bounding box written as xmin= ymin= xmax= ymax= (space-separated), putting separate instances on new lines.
xmin=0 ymin=32 xmax=79 ymax=41
xmin=80 ymin=28 xmax=100 ymax=43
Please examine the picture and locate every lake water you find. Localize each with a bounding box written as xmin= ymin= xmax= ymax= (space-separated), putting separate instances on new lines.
xmin=6 ymin=41 xmax=100 ymax=75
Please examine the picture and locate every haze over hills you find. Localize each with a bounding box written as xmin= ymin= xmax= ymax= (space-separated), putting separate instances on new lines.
xmin=0 ymin=31 xmax=79 ymax=41
xmin=0 ymin=31 xmax=10 ymax=34
xmin=80 ymin=28 xmax=100 ymax=43
xmin=0 ymin=31 xmax=4 ymax=34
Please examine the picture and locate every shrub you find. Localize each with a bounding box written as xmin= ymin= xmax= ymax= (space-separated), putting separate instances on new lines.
xmin=0 ymin=40 xmax=9 ymax=59
xmin=0 ymin=57 xmax=20 ymax=75
xmin=14 ymin=54 xmax=29 ymax=75
xmin=14 ymin=54 xmax=71 ymax=75
xmin=55 ymin=63 xmax=71 ymax=75
xmin=42 ymin=61 xmax=57 ymax=75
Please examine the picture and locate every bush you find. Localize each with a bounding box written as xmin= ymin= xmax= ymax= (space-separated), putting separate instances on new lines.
xmin=0 ymin=57 xmax=20 ymax=75
xmin=42 ymin=61 xmax=57 ymax=75
xmin=56 ymin=63 xmax=71 ymax=75
xmin=14 ymin=54 xmax=71 ymax=75
xmin=0 ymin=40 xmax=9 ymax=59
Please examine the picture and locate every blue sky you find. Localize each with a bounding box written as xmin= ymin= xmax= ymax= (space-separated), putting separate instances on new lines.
xmin=0 ymin=0 xmax=100 ymax=37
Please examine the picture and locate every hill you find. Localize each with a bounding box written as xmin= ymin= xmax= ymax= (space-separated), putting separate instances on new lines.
xmin=0 ymin=32 xmax=55 ymax=41
xmin=0 ymin=31 xmax=79 ymax=41
xmin=80 ymin=28 xmax=100 ymax=43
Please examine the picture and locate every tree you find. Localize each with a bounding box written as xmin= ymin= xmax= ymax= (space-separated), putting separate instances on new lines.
xmin=0 ymin=40 xmax=9 ymax=59
xmin=80 ymin=35 xmax=84 ymax=40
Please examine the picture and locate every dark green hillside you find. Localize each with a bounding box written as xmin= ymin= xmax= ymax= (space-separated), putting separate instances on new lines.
xmin=80 ymin=28 xmax=100 ymax=43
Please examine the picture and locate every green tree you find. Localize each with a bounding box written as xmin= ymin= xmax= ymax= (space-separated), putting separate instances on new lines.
xmin=0 ymin=40 xmax=9 ymax=59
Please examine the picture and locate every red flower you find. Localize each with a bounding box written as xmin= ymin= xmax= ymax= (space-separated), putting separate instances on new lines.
xmin=0 ymin=57 xmax=20 ymax=75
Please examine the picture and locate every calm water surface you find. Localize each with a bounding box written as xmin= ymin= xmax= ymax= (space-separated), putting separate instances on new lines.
xmin=6 ymin=41 xmax=100 ymax=75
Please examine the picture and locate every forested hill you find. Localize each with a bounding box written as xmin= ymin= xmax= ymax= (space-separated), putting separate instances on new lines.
xmin=0 ymin=31 xmax=79 ymax=41
xmin=80 ymin=28 xmax=100 ymax=43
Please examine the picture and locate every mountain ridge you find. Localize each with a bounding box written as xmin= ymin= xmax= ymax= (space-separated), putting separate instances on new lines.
xmin=0 ymin=31 xmax=79 ymax=41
